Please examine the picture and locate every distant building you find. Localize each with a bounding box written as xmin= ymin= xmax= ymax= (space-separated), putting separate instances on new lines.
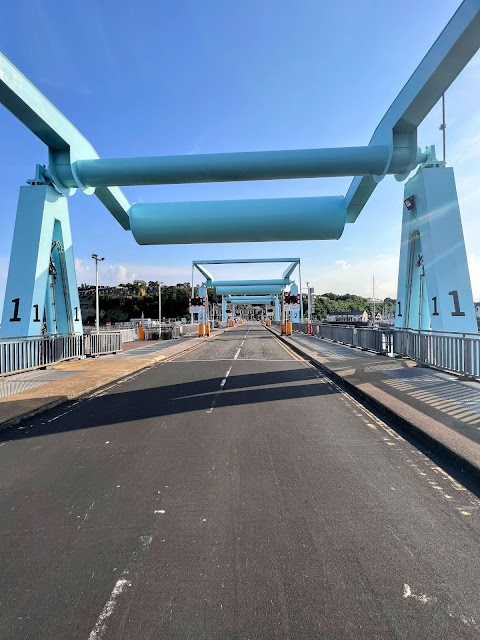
xmin=326 ymin=311 xmax=369 ymax=325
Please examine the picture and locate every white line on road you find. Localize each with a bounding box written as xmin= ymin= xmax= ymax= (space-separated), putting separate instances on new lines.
xmin=234 ymin=348 xmax=241 ymax=360
xmin=87 ymin=534 xmax=153 ymax=640
xmin=207 ymin=365 xmax=233 ymax=413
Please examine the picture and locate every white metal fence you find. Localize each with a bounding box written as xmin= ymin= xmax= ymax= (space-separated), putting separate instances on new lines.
xmin=84 ymin=332 xmax=123 ymax=356
xmin=0 ymin=334 xmax=84 ymax=376
xmin=394 ymin=329 xmax=480 ymax=378
xmin=270 ymin=321 xmax=480 ymax=377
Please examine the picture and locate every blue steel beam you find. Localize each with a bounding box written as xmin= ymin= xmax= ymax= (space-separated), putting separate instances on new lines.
xmin=194 ymin=259 xmax=299 ymax=265
xmin=228 ymin=296 xmax=277 ymax=304
xmin=0 ymin=53 xmax=131 ymax=229
xmin=130 ymin=197 xmax=345 ymax=245
xmin=59 ymin=145 xmax=418 ymax=188
xmin=345 ymin=0 xmax=480 ymax=222
xmin=218 ymin=285 xmax=283 ymax=295
xmin=206 ymin=279 xmax=291 ymax=287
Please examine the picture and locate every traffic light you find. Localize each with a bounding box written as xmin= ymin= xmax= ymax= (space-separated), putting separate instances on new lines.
xmin=189 ymin=296 xmax=205 ymax=306
xmin=284 ymin=294 xmax=300 ymax=305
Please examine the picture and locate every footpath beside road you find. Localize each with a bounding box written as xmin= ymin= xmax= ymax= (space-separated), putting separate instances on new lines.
xmin=0 ymin=330 xmax=228 ymax=429
xmin=269 ymin=326 xmax=480 ymax=481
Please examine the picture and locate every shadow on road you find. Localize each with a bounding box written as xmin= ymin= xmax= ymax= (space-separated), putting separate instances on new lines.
xmin=0 ymin=365 xmax=337 ymax=442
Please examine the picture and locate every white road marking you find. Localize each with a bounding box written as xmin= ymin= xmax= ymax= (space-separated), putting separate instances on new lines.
xmin=234 ymin=348 xmax=241 ymax=360
xmin=403 ymin=584 xmax=437 ymax=604
xmin=207 ymin=365 xmax=233 ymax=413
xmin=87 ymin=535 xmax=153 ymax=640
xmin=154 ymin=509 xmax=165 ymax=514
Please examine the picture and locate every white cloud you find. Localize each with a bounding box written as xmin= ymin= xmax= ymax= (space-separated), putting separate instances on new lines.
xmin=335 ymin=260 xmax=351 ymax=271
xmin=74 ymin=259 xmax=191 ymax=287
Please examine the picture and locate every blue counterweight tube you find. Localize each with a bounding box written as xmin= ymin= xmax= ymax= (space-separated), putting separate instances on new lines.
xmin=130 ymin=196 xmax=346 ymax=245
xmin=61 ymin=145 xmax=417 ymax=188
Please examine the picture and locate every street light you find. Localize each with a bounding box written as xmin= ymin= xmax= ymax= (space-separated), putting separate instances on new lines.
xmin=303 ymin=282 xmax=314 ymax=324
xmin=91 ymin=253 xmax=104 ymax=334
xmin=158 ymin=281 xmax=164 ymax=331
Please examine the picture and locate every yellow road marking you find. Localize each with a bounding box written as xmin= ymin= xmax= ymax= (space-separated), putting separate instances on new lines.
xmin=273 ymin=335 xmax=304 ymax=361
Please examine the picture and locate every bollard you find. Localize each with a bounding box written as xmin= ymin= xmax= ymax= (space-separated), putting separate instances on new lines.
xmin=198 ymin=323 xmax=204 ymax=337
xmin=286 ymin=321 xmax=292 ymax=335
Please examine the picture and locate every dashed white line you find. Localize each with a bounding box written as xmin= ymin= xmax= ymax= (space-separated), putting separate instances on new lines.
xmin=87 ymin=535 xmax=153 ymax=640
xmin=234 ymin=348 xmax=241 ymax=360
xmin=207 ymin=365 xmax=233 ymax=413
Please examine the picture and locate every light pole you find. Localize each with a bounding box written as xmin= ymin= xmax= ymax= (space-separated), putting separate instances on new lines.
xmin=303 ymin=282 xmax=313 ymax=324
xmin=158 ymin=281 xmax=164 ymax=329
xmin=91 ymin=253 xmax=104 ymax=334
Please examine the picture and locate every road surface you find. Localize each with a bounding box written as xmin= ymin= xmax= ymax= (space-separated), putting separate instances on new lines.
xmin=0 ymin=324 xmax=479 ymax=639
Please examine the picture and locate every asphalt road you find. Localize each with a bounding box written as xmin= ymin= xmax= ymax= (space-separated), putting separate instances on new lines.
xmin=0 ymin=324 xmax=479 ymax=639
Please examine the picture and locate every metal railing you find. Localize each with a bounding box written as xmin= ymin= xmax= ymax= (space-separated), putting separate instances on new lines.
xmin=271 ymin=320 xmax=480 ymax=377
xmin=180 ymin=324 xmax=200 ymax=336
xmin=1 ymin=334 xmax=84 ymax=376
xmin=289 ymin=322 xmax=394 ymax=355
xmin=84 ymin=332 xmax=123 ymax=356
xmin=144 ymin=325 xmax=181 ymax=340
xmin=394 ymin=329 xmax=480 ymax=378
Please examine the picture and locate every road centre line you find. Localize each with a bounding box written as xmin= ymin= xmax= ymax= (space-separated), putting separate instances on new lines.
xmin=87 ymin=534 xmax=153 ymax=640
xmin=207 ymin=364 xmax=233 ymax=414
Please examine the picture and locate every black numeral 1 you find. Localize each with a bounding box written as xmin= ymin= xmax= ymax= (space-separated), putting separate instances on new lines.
xmin=33 ymin=304 xmax=40 ymax=322
xmin=397 ymin=301 xmax=402 ymax=317
xmin=74 ymin=306 xmax=80 ymax=322
xmin=432 ymin=296 xmax=439 ymax=316
xmin=448 ymin=290 xmax=465 ymax=317
xmin=9 ymin=298 xmax=21 ymax=322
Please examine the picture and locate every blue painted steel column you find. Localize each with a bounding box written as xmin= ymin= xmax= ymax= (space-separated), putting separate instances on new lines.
xmin=395 ymin=166 xmax=477 ymax=332
xmin=130 ymin=196 xmax=346 ymax=245
xmin=275 ymin=296 xmax=280 ymax=321
xmin=0 ymin=185 xmax=82 ymax=338
xmin=221 ymin=296 xmax=227 ymax=323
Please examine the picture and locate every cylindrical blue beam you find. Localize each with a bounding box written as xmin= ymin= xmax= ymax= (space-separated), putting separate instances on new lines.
xmin=57 ymin=146 xmax=416 ymax=188
xmin=207 ymin=279 xmax=291 ymax=287
xmin=130 ymin=196 xmax=346 ymax=245
xmin=218 ymin=285 xmax=283 ymax=295
xmin=229 ymin=297 xmax=276 ymax=304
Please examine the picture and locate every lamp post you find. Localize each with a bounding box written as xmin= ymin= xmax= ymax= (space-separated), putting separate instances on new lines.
xmin=91 ymin=253 xmax=104 ymax=334
xmin=158 ymin=281 xmax=164 ymax=330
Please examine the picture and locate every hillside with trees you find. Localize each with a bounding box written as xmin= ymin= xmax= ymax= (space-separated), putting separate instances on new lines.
xmin=79 ymin=280 xmax=396 ymax=325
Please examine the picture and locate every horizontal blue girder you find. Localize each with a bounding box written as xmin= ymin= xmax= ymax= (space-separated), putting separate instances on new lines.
xmin=194 ymin=258 xmax=299 ymax=264
xmin=130 ymin=196 xmax=346 ymax=245
xmin=208 ymin=279 xmax=290 ymax=287
xmin=217 ymin=285 xmax=283 ymax=295
xmin=228 ymin=297 xmax=276 ymax=304
xmin=60 ymin=146 xmax=415 ymax=188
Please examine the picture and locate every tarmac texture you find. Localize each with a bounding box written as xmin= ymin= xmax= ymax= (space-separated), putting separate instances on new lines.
xmin=0 ymin=324 xmax=479 ymax=639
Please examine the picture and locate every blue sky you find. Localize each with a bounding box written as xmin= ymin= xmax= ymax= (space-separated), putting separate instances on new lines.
xmin=1 ymin=0 xmax=479 ymax=315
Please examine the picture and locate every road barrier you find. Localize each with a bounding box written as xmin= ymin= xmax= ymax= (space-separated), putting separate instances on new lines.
xmin=394 ymin=329 xmax=480 ymax=378
xmin=84 ymin=332 xmax=123 ymax=356
xmin=180 ymin=324 xmax=200 ymax=336
xmin=1 ymin=334 xmax=84 ymax=376
xmin=272 ymin=320 xmax=480 ymax=377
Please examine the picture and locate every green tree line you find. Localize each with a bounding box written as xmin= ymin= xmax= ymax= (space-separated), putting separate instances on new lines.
xmin=80 ymin=280 xmax=396 ymax=324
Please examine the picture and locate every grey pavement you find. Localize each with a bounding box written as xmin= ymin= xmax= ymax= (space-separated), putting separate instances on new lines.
xmin=0 ymin=324 xmax=479 ymax=639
